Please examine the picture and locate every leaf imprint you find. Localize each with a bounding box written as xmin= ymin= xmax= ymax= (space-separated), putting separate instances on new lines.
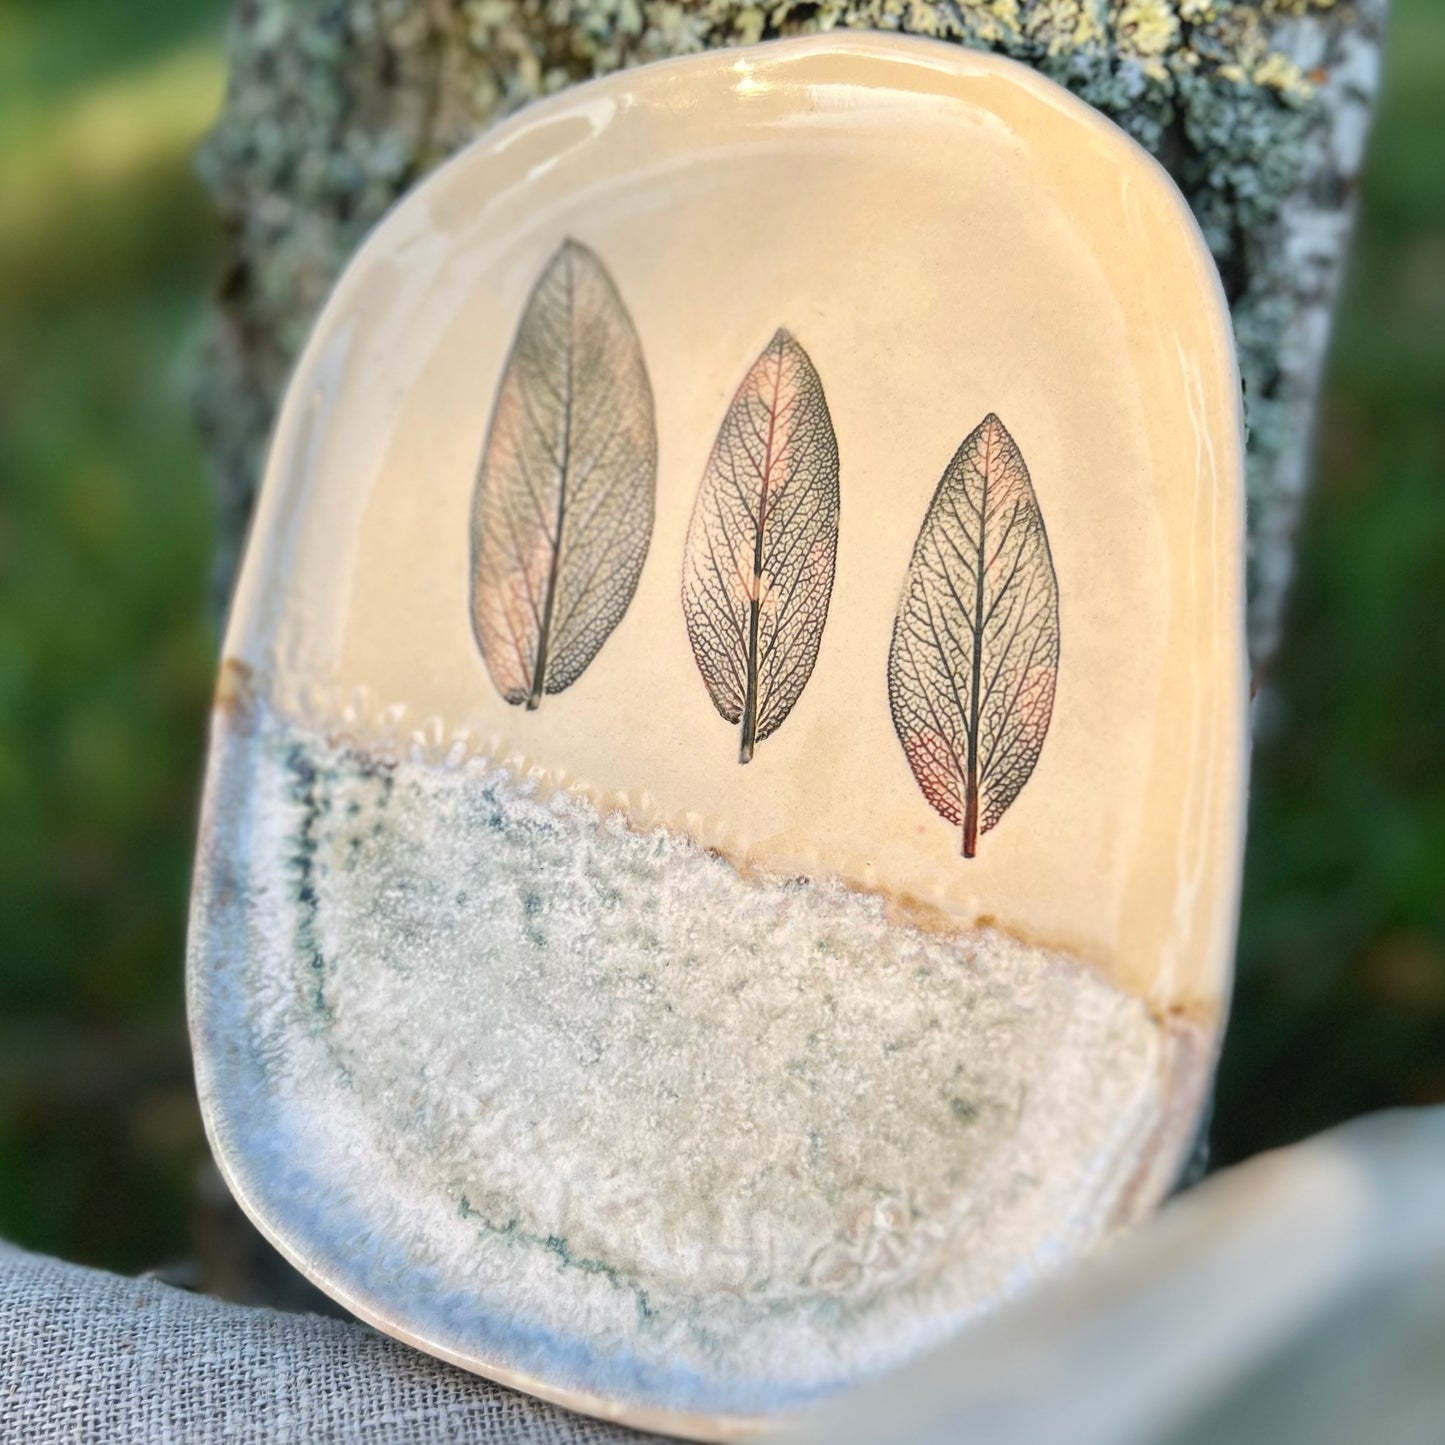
xmin=682 ymin=328 xmax=840 ymax=764
xmin=470 ymin=239 xmax=657 ymax=709
xmin=888 ymin=414 xmax=1059 ymax=857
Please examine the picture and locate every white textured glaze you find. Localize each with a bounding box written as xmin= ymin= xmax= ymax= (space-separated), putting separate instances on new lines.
xmin=192 ymin=699 xmax=1189 ymax=1433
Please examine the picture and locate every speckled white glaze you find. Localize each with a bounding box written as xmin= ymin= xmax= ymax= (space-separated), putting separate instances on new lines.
xmin=193 ymin=698 xmax=1195 ymax=1429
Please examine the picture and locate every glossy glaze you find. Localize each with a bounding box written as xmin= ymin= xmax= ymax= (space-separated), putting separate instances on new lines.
xmin=190 ymin=34 xmax=1248 ymax=1439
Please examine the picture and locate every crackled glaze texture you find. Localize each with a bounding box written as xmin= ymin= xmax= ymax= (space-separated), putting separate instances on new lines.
xmin=194 ymin=695 xmax=1186 ymax=1430
xmin=190 ymin=35 xmax=1248 ymax=1441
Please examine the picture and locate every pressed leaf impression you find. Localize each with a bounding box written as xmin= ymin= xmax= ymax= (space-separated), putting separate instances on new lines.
xmin=682 ymin=329 xmax=840 ymax=763
xmin=888 ymin=414 xmax=1060 ymax=857
xmin=470 ymin=239 xmax=657 ymax=708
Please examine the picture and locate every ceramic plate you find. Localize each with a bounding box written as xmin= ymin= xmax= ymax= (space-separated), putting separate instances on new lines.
xmin=189 ymin=33 xmax=1248 ymax=1440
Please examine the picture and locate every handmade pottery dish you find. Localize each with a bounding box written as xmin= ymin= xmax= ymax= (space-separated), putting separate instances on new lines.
xmin=188 ymin=33 xmax=1249 ymax=1441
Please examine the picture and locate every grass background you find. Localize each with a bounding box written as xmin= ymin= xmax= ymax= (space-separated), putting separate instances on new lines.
xmin=1 ymin=0 xmax=1442 ymax=1273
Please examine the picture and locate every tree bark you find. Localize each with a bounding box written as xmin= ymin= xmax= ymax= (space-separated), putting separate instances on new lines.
xmin=196 ymin=0 xmax=1384 ymax=664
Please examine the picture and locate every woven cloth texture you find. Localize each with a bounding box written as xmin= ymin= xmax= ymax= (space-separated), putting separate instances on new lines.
xmin=0 ymin=1241 xmax=657 ymax=1443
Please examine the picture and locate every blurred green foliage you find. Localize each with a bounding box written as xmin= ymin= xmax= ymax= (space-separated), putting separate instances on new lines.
xmin=1214 ymin=0 xmax=1445 ymax=1163
xmin=0 ymin=0 xmax=228 ymax=1268
xmin=0 ymin=0 xmax=1440 ymax=1271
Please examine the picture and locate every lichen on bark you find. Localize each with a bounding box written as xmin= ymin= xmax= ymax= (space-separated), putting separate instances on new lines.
xmin=196 ymin=0 xmax=1383 ymax=662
